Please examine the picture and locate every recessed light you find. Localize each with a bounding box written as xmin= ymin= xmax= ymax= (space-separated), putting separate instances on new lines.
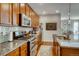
xmin=39 ymin=3 xmax=43 ymax=6
xmin=43 ymin=11 xmax=46 ymax=14
xmin=56 ymin=10 xmax=60 ymax=13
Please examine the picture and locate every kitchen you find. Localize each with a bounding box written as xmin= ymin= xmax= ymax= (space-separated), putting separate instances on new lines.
xmin=0 ymin=3 xmax=79 ymax=56
xmin=0 ymin=3 xmax=41 ymax=56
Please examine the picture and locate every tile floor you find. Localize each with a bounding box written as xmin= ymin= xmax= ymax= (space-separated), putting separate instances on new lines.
xmin=37 ymin=45 xmax=53 ymax=56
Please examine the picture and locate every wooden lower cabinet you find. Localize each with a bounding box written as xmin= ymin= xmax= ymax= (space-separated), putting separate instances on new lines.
xmin=20 ymin=50 xmax=27 ymax=56
xmin=36 ymin=32 xmax=42 ymax=55
xmin=53 ymin=41 xmax=79 ymax=56
xmin=60 ymin=47 xmax=79 ymax=56
xmin=53 ymin=42 xmax=60 ymax=56
xmin=6 ymin=48 xmax=19 ymax=56
xmin=6 ymin=43 xmax=27 ymax=56
xmin=19 ymin=43 xmax=27 ymax=56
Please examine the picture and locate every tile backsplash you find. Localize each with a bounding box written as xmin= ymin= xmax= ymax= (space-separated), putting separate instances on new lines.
xmin=0 ymin=26 xmax=32 ymax=43
xmin=0 ymin=26 xmax=10 ymax=43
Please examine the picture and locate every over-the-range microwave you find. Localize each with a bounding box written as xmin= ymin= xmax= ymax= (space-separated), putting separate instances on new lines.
xmin=19 ymin=13 xmax=31 ymax=27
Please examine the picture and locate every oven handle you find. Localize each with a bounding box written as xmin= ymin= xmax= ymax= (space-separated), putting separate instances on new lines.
xmin=30 ymin=37 xmax=36 ymax=41
xmin=30 ymin=39 xmax=37 ymax=43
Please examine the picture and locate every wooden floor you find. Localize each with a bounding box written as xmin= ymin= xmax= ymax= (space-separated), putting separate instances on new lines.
xmin=37 ymin=41 xmax=53 ymax=56
xmin=41 ymin=41 xmax=53 ymax=46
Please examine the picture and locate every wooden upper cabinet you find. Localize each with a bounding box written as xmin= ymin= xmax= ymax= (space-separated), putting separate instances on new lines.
xmin=0 ymin=3 xmax=39 ymax=26
xmin=29 ymin=8 xmax=33 ymax=18
xmin=25 ymin=4 xmax=30 ymax=17
xmin=13 ymin=3 xmax=20 ymax=26
xmin=20 ymin=3 xmax=26 ymax=14
xmin=20 ymin=43 xmax=27 ymax=56
xmin=31 ymin=12 xmax=39 ymax=27
xmin=31 ymin=11 xmax=36 ymax=27
xmin=35 ymin=15 xmax=39 ymax=27
xmin=9 ymin=4 xmax=13 ymax=25
xmin=0 ymin=3 xmax=12 ymax=25
xmin=29 ymin=8 xmax=33 ymax=20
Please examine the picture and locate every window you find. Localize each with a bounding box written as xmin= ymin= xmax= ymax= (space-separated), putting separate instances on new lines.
xmin=73 ymin=21 xmax=79 ymax=40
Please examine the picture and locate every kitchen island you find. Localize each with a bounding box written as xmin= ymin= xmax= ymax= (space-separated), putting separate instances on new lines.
xmin=53 ymin=36 xmax=79 ymax=56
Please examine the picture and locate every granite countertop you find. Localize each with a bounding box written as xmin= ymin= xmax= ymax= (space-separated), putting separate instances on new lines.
xmin=0 ymin=31 xmax=40 ymax=56
xmin=0 ymin=35 xmax=37 ymax=56
xmin=0 ymin=39 xmax=28 ymax=56
xmin=56 ymin=37 xmax=79 ymax=48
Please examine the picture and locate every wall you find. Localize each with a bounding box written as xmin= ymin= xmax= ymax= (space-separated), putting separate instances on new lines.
xmin=40 ymin=14 xmax=61 ymax=42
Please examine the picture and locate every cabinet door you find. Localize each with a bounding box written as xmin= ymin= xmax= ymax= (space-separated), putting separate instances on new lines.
xmin=36 ymin=14 xmax=39 ymax=27
xmin=36 ymin=15 xmax=39 ymax=27
xmin=9 ymin=4 xmax=13 ymax=25
xmin=13 ymin=3 xmax=20 ymax=26
xmin=31 ymin=10 xmax=36 ymax=27
xmin=20 ymin=3 xmax=26 ymax=14
xmin=35 ymin=15 xmax=38 ymax=27
xmin=53 ymin=42 xmax=57 ymax=56
xmin=31 ymin=11 xmax=39 ymax=27
xmin=25 ymin=4 xmax=30 ymax=17
xmin=20 ymin=43 xmax=27 ymax=56
xmin=6 ymin=48 xmax=19 ymax=56
xmin=30 ymin=9 xmax=33 ymax=27
xmin=1 ymin=3 xmax=11 ymax=25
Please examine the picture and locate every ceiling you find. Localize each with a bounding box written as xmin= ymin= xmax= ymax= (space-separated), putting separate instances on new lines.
xmin=29 ymin=3 xmax=79 ymax=20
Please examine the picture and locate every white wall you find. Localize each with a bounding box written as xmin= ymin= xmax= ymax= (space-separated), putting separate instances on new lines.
xmin=40 ymin=14 xmax=61 ymax=42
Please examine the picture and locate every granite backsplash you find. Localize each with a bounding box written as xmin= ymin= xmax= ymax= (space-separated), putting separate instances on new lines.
xmin=0 ymin=26 xmax=32 ymax=43
xmin=0 ymin=26 xmax=10 ymax=43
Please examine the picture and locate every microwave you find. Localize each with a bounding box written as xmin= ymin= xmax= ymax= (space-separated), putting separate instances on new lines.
xmin=19 ymin=14 xmax=31 ymax=27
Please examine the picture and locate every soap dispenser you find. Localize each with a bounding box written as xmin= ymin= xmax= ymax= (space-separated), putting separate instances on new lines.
xmin=9 ymin=32 xmax=13 ymax=41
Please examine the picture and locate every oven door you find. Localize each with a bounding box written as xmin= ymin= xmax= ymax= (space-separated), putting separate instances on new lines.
xmin=30 ymin=37 xmax=36 ymax=49
xmin=30 ymin=37 xmax=37 ymax=56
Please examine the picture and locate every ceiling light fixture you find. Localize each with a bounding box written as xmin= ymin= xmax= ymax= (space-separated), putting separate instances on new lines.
xmin=56 ymin=10 xmax=60 ymax=13
xmin=43 ymin=11 xmax=46 ymax=14
xmin=68 ymin=3 xmax=71 ymax=25
xmin=39 ymin=3 xmax=43 ymax=6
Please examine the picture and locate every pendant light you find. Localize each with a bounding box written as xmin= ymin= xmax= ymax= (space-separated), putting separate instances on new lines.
xmin=67 ymin=3 xmax=73 ymax=36
xmin=68 ymin=3 xmax=71 ymax=25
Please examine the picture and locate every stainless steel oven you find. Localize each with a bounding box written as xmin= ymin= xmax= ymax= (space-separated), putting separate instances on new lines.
xmin=28 ymin=36 xmax=37 ymax=56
